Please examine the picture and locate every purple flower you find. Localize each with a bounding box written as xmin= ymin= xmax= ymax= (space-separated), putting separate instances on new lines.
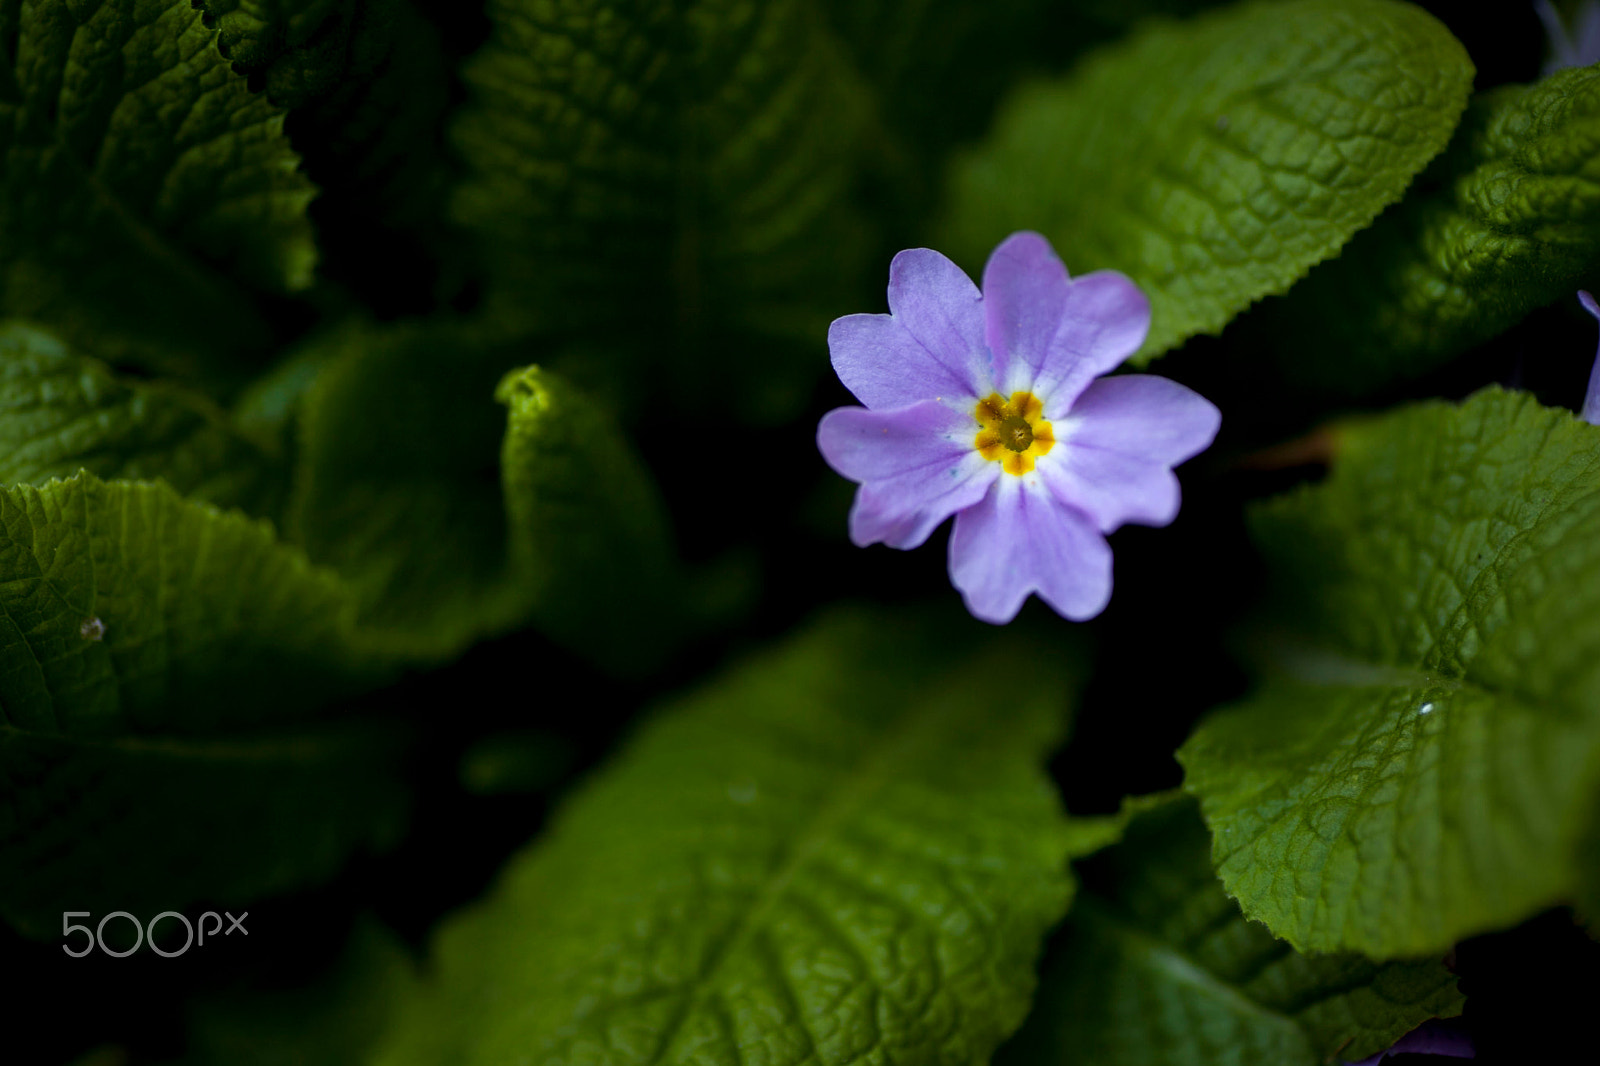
xmin=816 ymin=232 xmax=1220 ymax=625
xmin=1538 ymin=0 xmax=1600 ymax=74
xmin=1579 ymin=290 xmax=1600 ymax=424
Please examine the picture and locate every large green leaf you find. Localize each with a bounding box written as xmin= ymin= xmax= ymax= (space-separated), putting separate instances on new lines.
xmin=941 ymin=0 xmax=1472 ymax=361
xmin=450 ymin=0 xmax=877 ymax=409
xmin=0 ymin=322 xmax=283 ymax=515
xmin=1181 ymin=389 xmax=1600 ymax=957
xmin=0 ymin=0 xmax=316 ymax=381
xmin=1001 ymin=795 xmax=1461 ymax=1066
xmin=1245 ymin=64 xmax=1600 ymax=395
xmin=371 ymin=609 xmax=1088 ymax=1066
xmin=286 ymin=322 xmax=684 ymax=668
xmin=0 ymin=474 xmax=405 ymax=934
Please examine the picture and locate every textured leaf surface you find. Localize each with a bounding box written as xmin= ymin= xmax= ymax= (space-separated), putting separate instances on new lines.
xmin=0 ymin=474 xmax=404 ymax=934
xmin=205 ymin=0 xmax=365 ymax=106
xmin=0 ymin=0 xmax=316 ymax=378
xmin=1248 ymin=64 xmax=1600 ymax=395
xmin=372 ymin=610 xmax=1082 ymax=1066
xmin=1001 ymin=795 xmax=1461 ymax=1066
xmin=0 ymin=475 xmax=380 ymax=736
xmin=287 ymin=323 xmax=683 ymax=667
xmin=0 ymin=322 xmax=282 ymax=515
xmin=1181 ymin=389 xmax=1600 ymax=957
xmin=942 ymin=0 xmax=1472 ymax=360
xmin=451 ymin=0 xmax=876 ymax=408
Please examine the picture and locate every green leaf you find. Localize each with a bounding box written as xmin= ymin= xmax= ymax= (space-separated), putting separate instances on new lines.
xmin=496 ymin=364 xmax=682 ymax=670
xmin=1 ymin=715 xmax=410 ymax=938
xmin=451 ymin=0 xmax=878 ymax=411
xmin=0 ymin=322 xmax=283 ymax=515
xmin=1000 ymin=794 xmax=1461 ymax=1066
xmin=1244 ymin=65 xmax=1600 ymax=396
xmin=0 ymin=475 xmax=382 ymax=734
xmin=0 ymin=473 xmax=406 ymax=934
xmin=205 ymin=0 xmax=364 ymax=106
xmin=287 ymin=321 xmax=685 ymax=669
xmin=1 ymin=0 xmax=317 ymax=381
xmin=177 ymin=917 xmax=419 ymax=1066
xmin=941 ymin=0 xmax=1473 ymax=361
xmin=458 ymin=728 xmax=577 ymax=796
xmin=370 ymin=609 xmax=1084 ymax=1066
xmin=1180 ymin=388 xmax=1600 ymax=957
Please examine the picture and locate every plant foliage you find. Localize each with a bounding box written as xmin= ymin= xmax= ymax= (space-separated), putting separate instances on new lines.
xmin=4 ymin=0 xmax=1598 ymax=1062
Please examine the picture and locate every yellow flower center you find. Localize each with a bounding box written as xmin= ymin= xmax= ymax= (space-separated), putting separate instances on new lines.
xmin=974 ymin=391 xmax=1054 ymax=475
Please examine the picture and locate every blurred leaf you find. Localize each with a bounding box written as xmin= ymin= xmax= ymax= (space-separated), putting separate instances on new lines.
xmin=942 ymin=0 xmax=1472 ymax=361
xmin=0 ymin=322 xmax=284 ymax=516
xmin=1181 ymin=389 xmax=1600 ymax=957
xmin=1576 ymin=794 xmax=1600 ymax=932
xmin=450 ymin=0 xmax=878 ymax=413
xmin=1001 ymin=794 xmax=1461 ymax=1066
xmin=287 ymin=321 xmax=686 ymax=669
xmin=371 ymin=608 xmax=1088 ymax=1066
xmin=1244 ymin=64 xmax=1600 ymax=396
xmin=286 ymin=321 xmax=514 ymax=653
xmin=496 ymin=364 xmax=682 ymax=670
xmin=0 ymin=474 xmax=407 ymax=935
xmin=0 ymin=0 xmax=315 ymax=382
xmin=178 ymin=917 xmax=418 ymax=1066
xmin=818 ymin=0 xmax=1050 ymax=159
xmin=2 ymin=716 xmax=411 ymax=941
xmin=459 ymin=728 xmax=577 ymax=795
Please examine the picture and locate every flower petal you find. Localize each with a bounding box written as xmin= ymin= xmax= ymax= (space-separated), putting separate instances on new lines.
xmin=948 ymin=477 xmax=1112 ymax=624
xmin=1579 ymin=290 xmax=1600 ymax=425
xmin=1061 ymin=375 xmax=1221 ymax=466
xmin=981 ymin=233 xmax=1150 ymax=412
xmin=982 ymin=231 xmax=1071 ymax=394
xmin=1035 ymin=447 xmax=1180 ymax=533
xmin=827 ymin=314 xmax=977 ymax=410
xmin=1035 ymin=271 xmax=1152 ymax=416
xmin=889 ymin=249 xmax=991 ymax=383
xmin=1344 ymin=1019 xmax=1474 ymax=1066
xmin=817 ymin=402 xmax=997 ymax=550
xmin=828 ymin=248 xmax=990 ymax=409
